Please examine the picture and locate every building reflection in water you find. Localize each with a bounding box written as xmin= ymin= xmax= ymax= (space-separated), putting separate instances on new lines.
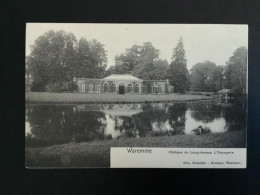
xmin=100 ymin=104 xmax=142 ymax=138
xmin=25 ymin=101 xmax=246 ymax=147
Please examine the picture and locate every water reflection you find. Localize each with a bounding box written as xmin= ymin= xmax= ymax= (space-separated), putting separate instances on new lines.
xmin=185 ymin=109 xmax=227 ymax=134
xmin=25 ymin=101 xmax=246 ymax=147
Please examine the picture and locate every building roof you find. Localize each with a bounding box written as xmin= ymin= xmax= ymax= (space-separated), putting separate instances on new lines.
xmin=144 ymin=80 xmax=166 ymax=82
xmin=218 ymin=88 xmax=236 ymax=93
xmin=76 ymin=78 xmax=101 ymax=81
xmin=101 ymin=108 xmax=142 ymax=117
xmin=218 ymin=89 xmax=230 ymax=93
xmin=102 ymin=74 xmax=143 ymax=82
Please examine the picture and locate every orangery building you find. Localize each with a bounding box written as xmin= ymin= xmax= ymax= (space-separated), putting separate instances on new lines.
xmin=74 ymin=74 xmax=171 ymax=94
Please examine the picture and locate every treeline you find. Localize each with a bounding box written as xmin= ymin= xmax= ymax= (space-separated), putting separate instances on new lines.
xmin=26 ymin=30 xmax=247 ymax=94
xmin=26 ymin=30 xmax=107 ymax=92
xmin=106 ymin=42 xmax=169 ymax=80
xmin=190 ymin=46 xmax=247 ymax=94
xmin=106 ymin=36 xmax=247 ymax=94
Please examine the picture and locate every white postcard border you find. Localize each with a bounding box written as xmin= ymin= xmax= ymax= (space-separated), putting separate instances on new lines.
xmin=111 ymin=147 xmax=246 ymax=168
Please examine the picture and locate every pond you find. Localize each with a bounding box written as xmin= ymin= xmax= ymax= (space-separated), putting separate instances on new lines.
xmin=25 ymin=100 xmax=247 ymax=147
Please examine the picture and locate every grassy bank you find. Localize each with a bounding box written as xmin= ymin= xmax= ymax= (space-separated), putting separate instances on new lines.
xmin=25 ymin=92 xmax=216 ymax=103
xmin=26 ymin=131 xmax=246 ymax=168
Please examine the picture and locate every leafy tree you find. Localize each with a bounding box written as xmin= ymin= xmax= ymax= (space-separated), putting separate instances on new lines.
xmin=132 ymin=42 xmax=160 ymax=79
xmin=62 ymin=33 xmax=78 ymax=81
xmin=223 ymin=47 xmax=247 ymax=94
xmin=167 ymin=37 xmax=190 ymax=93
xmin=87 ymin=39 xmax=107 ymax=78
xmin=25 ymin=56 xmax=32 ymax=79
xmin=109 ymin=42 xmax=162 ymax=80
xmin=27 ymin=30 xmax=107 ymax=91
xmin=213 ymin=65 xmax=225 ymax=91
xmin=136 ymin=42 xmax=160 ymax=65
xmin=67 ymin=81 xmax=78 ymax=92
xmin=75 ymin=38 xmax=107 ymax=78
xmin=190 ymin=61 xmax=224 ymax=92
xmin=25 ymin=56 xmax=33 ymax=91
xmin=30 ymin=80 xmax=46 ymax=92
xmin=151 ymin=59 xmax=169 ymax=80
xmin=28 ymin=30 xmax=77 ymax=91
xmin=112 ymin=44 xmax=142 ymax=74
xmin=45 ymin=82 xmax=67 ymax=93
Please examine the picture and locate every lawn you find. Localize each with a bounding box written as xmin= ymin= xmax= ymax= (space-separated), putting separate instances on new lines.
xmin=25 ymin=130 xmax=246 ymax=168
xmin=25 ymin=92 xmax=216 ymax=103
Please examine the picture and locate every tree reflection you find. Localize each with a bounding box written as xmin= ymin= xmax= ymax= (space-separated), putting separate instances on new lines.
xmin=26 ymin=101 xmax=247 ymax=147
xmin=167 ymin=103 xmax=187 ymax=134
xmin=188 ymin=101 xmax=222 ymax=123
xmin=114 ymin=116 xmax=138 ymax=137
xmin=134 ymin=103 xmax=173 ymax=136
xmin=221 ymin=103 xmax=247 ymax=131
xmin=26 ymin=105 xmax=106 ymax=147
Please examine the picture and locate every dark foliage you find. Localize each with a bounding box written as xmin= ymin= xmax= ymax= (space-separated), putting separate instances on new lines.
xmin=27 ymin=30 xmax=107 ymax=92
xmin=167 ymin=37 xmax=190 ymax=93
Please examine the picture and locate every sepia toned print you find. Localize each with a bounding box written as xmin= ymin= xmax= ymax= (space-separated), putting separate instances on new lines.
xmin=25 ymin=24 xmax=247 ymax=168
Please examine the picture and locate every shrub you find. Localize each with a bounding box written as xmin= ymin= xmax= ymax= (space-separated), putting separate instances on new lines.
xmin=168 ymin=86 xmax=175 ymax=94
xmin=67 ymin=81 xmax=78 ymax=92
xmin=46 ymin=82 xmax=66 ymax=93
xmin=60 ymin=82 xmax=67 ymax=92
xmin=45 ymin=83 xmax=57 ymax=92
xmin=45 ymin=81 xmax=78 ymax=93
xmin=31 ymin=81 xmax=46 ymax=92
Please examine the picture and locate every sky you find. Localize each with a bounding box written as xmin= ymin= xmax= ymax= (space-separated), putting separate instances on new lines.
xmin=26 ymin=23 xmax=248 ymax=70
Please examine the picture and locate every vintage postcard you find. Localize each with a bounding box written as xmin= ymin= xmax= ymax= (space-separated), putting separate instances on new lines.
xmin=25 ymin=23 xmax=247 ymax=168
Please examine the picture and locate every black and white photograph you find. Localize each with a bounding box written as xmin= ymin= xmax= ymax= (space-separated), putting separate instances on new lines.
xmin=25 ymin=23 xmax=247 ymax=168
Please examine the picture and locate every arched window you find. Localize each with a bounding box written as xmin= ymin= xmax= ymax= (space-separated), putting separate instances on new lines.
xmin=134 ymin=84 xmax=140 ymax=93
xmin=80 ymin=83 xmax=85 ymax=92
xmin=103 ymin=104 xmax=109 ymax=109
xmin=143 ymin=85 xmax=147 ymax=94
xmin=150 ymin=85 xmax=154 ymax=94
xmin=89 ymin=84 xmax=93 ymax=93
xmin=111 ymin=83 xmax=116 ymax=93
xmin=158 ymin=85 xmax=163 ymax=94
xmin=127 ymin=83 xmax=133 ymax=93
xmin=104 ymin=83 xmax=109 ymax=92
xmin=155 ymin=86 xmax=159 ymax=94
xmin=110 ymin=104 xmax=116 ymax=109
xmin=134 ymin=104 xmax=141 ymax=109
xmin=119 ymin=104 xmax=125 ymax=108
xmin=95 ymin=85 xmax=100 ymax=93
xmin=126 ymin=104 xmax=133 ymax=109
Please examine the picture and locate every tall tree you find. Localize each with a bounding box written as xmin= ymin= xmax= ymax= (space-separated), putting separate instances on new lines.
xmin=109 ymin=42 xmax=161 ymax=80
xmin=167 ymin=37 xmax=190 ymax=93
xmin=25 ymin=56 xmax=33 ymax=81
xmin=190 ymin=61 xmax=224 ymax=92
xmin=132 ymin=42 xmax=160 ymax=79
xmin=223 ymin=47 xmax=247 ymax=94
xmin=113 ymin=44 xmax=142 ymax=73
xmin=87 ymin=39 xmax=107 ymax=78
xmin=25 ymin=56 xmax=33 ymax=91
xmin=75 ymin=38 xmax=107 ymax=78
xmin=27 ymin=30 xmax=107 ymax=91
xmin=152 ymin=59 xmax=169 ymax=80
xmin=28 ymin=30 xmax=78 ymax=91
